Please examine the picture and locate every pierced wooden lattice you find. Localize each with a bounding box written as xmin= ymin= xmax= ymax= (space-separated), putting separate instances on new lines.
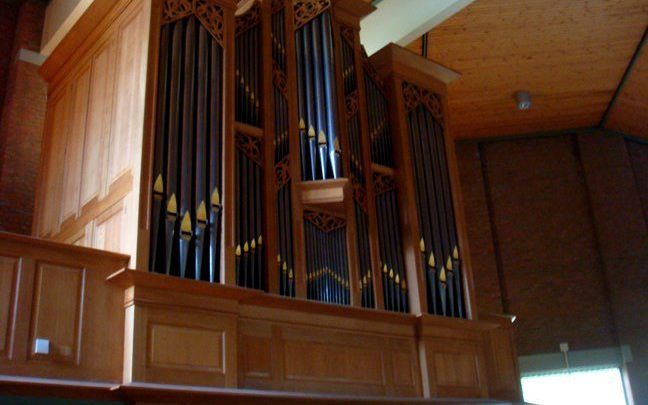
xmin=402 ymin=81 xmax=443 ymax=122
xmin=272 ymin=0 xmax=284 ymax=13
xmin=273 ymin=62 xmax=288 ymax=96
xmin=340 ymin=26 xmax=354 ymax=46
xmin=352 ymin=179 xmax=368 ymax=212
xmin=293 ymin=0 xmax=330 ymax=30
xmin=274 ymin=156 xmax=291 ymax=188
xmin=161 ymin=0 xmax=225 ymax=46
xmin=345 ymin=90 xmax=359 ymax=118
xmin=236 ymin=133 xmax=263 ymax=166
xmin=162 ymin=0 xmax=193 ymax=23
xmin=304 ymin=210 xmax=345 ymax=233
xmin=235 ymin=1 xmax=260 ymax=36
xmin=373 ymin=172 xmax=396 ymax=195
xmin=363 ymin=61 xmax=385 ymax=92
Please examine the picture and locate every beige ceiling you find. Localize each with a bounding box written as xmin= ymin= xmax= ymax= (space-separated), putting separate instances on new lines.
xmin=406 ymin=0 xmax=648 ymax=139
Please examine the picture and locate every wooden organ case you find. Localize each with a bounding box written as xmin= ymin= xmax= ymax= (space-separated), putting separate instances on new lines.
xmin=1 ymin=0 xmax=521 ymax=401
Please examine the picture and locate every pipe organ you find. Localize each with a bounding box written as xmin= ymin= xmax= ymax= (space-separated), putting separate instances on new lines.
xmin=12 ymin=0 xmax=521 ymax=401
xmin=147 ymin=0 xmax=469 ymax=317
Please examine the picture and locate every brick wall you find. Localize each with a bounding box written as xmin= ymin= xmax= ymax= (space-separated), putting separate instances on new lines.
xmin=0 ymin=0 xmax=47 ymax=235
xmin=0 ymin=2 xmax=20 ymax=110
xmin=456 ymin=131 xmax=648 ymax=403
xmin=455 ymin=142 xmax=503 ymax=314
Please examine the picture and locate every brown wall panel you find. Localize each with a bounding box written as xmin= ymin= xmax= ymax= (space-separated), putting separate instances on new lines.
xmin=0 ymin=233 xmax=128 ymax=382
xmin=80 ymin=41 xmax=116 ymax=207
xmin=237 ymin=313 xmax=420 ymax=397
xmin=60 ymin=65 xmax=92 ymax=223
xmin=29 ymin=262 xmax=85 ymax=364
xmin=422 ymin=335 xmax=488 ymax=398
xmin=33 ymin=0 xmax=149 ymax=266
xmin=0 ymin=255 xmax=20 ymax=358
xmin=130 ymin=304 xmax=237 ymax=387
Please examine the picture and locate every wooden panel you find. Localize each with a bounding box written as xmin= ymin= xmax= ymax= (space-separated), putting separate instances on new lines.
xmin=80 ymin=41 xmax=116 ymax=206
xmin=34 ymin=0 xmax=148 ymax=267
xmin=29 ymin=262 xmax=85 ymax=364
xmin=408 ymin=0 xmax=648 ymax=139
xmin=61 ymin=65 xmax=92 ymax=222
xmin=133 ymin=305 xmax=237 ymax=387
xmin=107 ymin=5 xmax=147 ymax=185
xmin=606 ymin=37 xmax=648 ymax=139
xmin=424 ymin=337 xmax=488 ymax=398
xmin=65 ymin=223 xmax=93 ymax=247
xmin=93 ymin=200 xmax=125 ymax=253
xmin=481 ymin=314 xmax=521 ymax=401
xmin=0 ymin=256 xmax=19 ymax=359
xmin=284 ymin=340 xmax=384 ymax=384
xmin=148 ymin=324 xmax=224 ymax=372
xmin=0 ymin=233 xmax=128 ymax=382
xmin=39 ymin=90 xmax=71 ymax=237
xmin=391 ymin=349 xmax=416 ymax=388
xmin=240 ymin=335 xmax=272 ymax=379
xmin=239 ymin=317 xmax=420 ymax=397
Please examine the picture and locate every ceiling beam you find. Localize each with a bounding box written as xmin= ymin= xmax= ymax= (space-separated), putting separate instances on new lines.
xmin=599 ymin=26 xmax=647 ymax=128
xmin=41 ymin=0 xmax=93 ymax=57
xmin=359 ymin=0 xmax=475 ymax=56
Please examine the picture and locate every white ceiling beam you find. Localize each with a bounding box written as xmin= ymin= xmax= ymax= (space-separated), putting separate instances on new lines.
xmin=41 ymin=0 xmax=94 ymax=57
xmin=360 ymin=0 xmax=475 ymax=56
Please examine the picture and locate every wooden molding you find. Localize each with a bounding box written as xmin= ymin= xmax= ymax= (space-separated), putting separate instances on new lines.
xmin=369 ymin=43 xmax=460 ymax=95
xmin=331 ymin=0 xmax=375 ymax=28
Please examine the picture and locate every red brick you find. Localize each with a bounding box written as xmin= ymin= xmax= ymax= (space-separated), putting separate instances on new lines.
xmin=0 ymin=0 xmax=47 ymax=235
xmin=0 ymin=2 xmax=19 ymax=110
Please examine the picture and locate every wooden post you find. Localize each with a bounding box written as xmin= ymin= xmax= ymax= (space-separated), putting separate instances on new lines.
xmin=284 ymin=0 xmax=307 ymax=298
xmin=221 ymin=1 xmax=238 ymax=286
xmin=331 ymin=0 xmax=374 ymax=307
xmin=261 ymin=0 xmax=279 ymax=293
xmin=351 ymin=23 xmax=385 ymax=310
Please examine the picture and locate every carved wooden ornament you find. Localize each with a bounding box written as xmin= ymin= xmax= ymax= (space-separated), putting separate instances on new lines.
xmin=273 ymin=62 xmax=288 ymax=96
xmin=345 ymin=90 xmax=359 ymax=118
xmin=293 ymin=0 xmax=330 ymax=30
xmin=235 ymin=0 xmax=261 ymax=36
xmin=304 ymin=210 xmax=346 ymax=233
xmin=236 ymin=132 xmax=263 ymax=166
xmin=402 ymin=81 xmax=443 ymax=122
xmin=372 ymin=172 xmax=396 ymax=196
xmin=162 ymin=0 xmax=225 ymax=46
xmin=340 ymin=26 xmax=354 ymax=46
xmin=274 ymin=156 xmax=291 ymax=188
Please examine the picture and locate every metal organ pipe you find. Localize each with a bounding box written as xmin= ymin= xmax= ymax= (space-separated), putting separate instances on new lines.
xmin=151 ymin=14 xmax=224 ymax=283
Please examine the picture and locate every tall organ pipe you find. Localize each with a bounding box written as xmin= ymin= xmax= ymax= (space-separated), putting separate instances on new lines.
xmin=151 ymin=16 xmax=224 ymax=283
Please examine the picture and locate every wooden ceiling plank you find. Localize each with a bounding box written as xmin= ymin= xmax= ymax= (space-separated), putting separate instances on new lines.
xmin=411 ymin=0 xmax=648 ymax=139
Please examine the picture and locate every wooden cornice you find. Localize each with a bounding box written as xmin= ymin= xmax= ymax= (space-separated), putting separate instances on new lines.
xmin=107 ymin=268 xmax=418 ymax=326
xmin=39 ymin=0 xmax=132 ymax=83
xmin=332 ymin=0 xmax=376 ymax=28
xmin=39 ymin=0 xmax=238 ymax=84
xmin=0 ymin=231 xmax=130 ymax=265
xmin=0 ymin=377 xmax=505 ymax=403
xmin=107 ymin=268 xmax=260 ymax=301
xmin=369 ymin=43 xmax=461 ymax=95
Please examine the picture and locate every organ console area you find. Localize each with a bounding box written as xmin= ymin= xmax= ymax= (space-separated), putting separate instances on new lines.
xmin=0 ymin=0 xmax=521 ymax=402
